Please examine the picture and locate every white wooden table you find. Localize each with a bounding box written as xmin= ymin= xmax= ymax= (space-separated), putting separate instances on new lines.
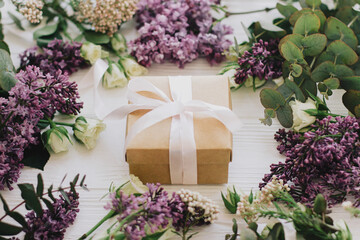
xmin=1 ymin=0 xmax=360 ymax=239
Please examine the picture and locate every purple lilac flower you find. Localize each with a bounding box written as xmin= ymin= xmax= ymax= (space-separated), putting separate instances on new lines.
xmin=19 ymin=39 xmax=88 ymax=76
xmin=0 ymin=66 xmax=83 ymax=190
xmin=106 ymin=183 xmax=184 ymax=240
xmin=129 ymin=0 xmax=232 ymax=68
xmin=260 ymin=116 xmax=360 ymax=206
xmin=235 ymin=39 xmax=283 ymax=84
xmin=25 ymin=191 xmax=79 ymax=240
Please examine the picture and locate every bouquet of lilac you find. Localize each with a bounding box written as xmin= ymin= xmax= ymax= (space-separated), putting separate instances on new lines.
xmin=80 ymin=176 xmax=219 ymax=240
xmin=129 ymin=0 xmax=233 ymax=68
xmin=260 ymin=115 xmax=360 ymax=207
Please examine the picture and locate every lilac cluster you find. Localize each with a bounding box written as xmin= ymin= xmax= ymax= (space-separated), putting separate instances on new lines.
xmin=19 ymin=39 xmax=88 ymax=76
xmin=25 ymin=191 xmax=79 ymax=240
xmin=235 ymin=39 xmax=283 ymax=84
xmin=106 ymin=183 xmax=184 ymax=240
xmin=129 ymin=0 xmax=232 ymax=68
xmin=260 ymin=116 xmax=360 ymax=206
xmin=0 ymin=66 xmax=82 ymax=190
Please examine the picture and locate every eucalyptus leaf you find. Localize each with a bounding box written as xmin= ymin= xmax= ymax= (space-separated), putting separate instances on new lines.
xmin=326 ymin=40 xmax=358 ymax=65
xmin=291 ymin=63 xmax=303 ymax=77
xmin=0 ymin=49 xmax=14 ymax=72
xmin=260 ymin=88 xmax=286 ymax=109
xmin=276 ymin=104 xmax=293 ymax=128
xmin=279 ymin=34 xmax=304 ymax=49
xmin=324 ymin=17 xmax=358 ymax=50
xmin=276 ymin=3 xmax=298 ymax=19
xmin=18 ymin=183 xmax=43 ymax=216
xmin=293 ymin=12 xmax=321 ymax=35
xmin=342 ymin=90 xmax=360 ymax=116
xmin=289 ymin=8 xmax=313 ymax=25
xmin=0 ymin=40 xmax=9 ymax=53
xmin=323 ymin=77 xmax=340 ymax=89
xmin=285 ymin=78 xmax=306 ymax=101
xmin=301 ymin=33 xmax=327 ymax=56
xmin=305 ymin=0 xmax=321 ymax=8
xmin=341 ymin=76 xmax=360 ymax=90
xmin=280 ymin=41 xmax=304 ymax=63
xmin=0 ymin=71 xmax=16 ymax=91
xmin=239 ymin=228 xmax=257 ymax=240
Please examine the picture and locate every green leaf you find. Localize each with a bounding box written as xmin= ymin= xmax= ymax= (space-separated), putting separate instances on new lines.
xmin=41 ymin=197 xmax=54 ymax=213
xmin=232 ymin=218 xmax=238 ymax=235
xmin=301 ymin=33 xmax=327 ymax=56
xmin=341 ymin=76 xmax=360 ymax=90
xmin=80 ymin=175 xmax=86 ymax=187
xmin=305 ymin=0 xmax=321 ymax=8
xmin=36 ymin=174 xmax=44 ymax=196
xmin=260 ymin=88 xmax=286 ymax=109
xmin=280 ymin=41 xmax=304 ymax=63
xmin=221 ymin=192 xmax=237 ymax=213
xmin=312 ymin=61 xmax=354 ymax=82
xmin=84 ymin=31 xmax=110 ymax=44
xmin=293 ymin=12 xmax=321 ymax=35
xmin=17 ymin=183 xmax=43 ymax=216
xmin=276 ymin=104 xmax=293 ymax=128
xmin=0 ymin=222 xmax=22 ymax=235
xmin=290 ymin=63 xmax=302 ymax=77
xmin=0 ymin=40 xmax=9 ymax=53
xmin=284 ymin=78 xmax=306 ymax=102
xmin=326 ymin=40 xmax=358 ymax=65
xmin=142 ymin=230 xmax=167 ymax=240
xmin=0 ymin=0 xmax=4 ymax=7
xmin=60 ymin=189 xmax=71 ymax=205
xmin=313 ymin=194 xmax=327 ymax=214
xmin=48 ymin=185 xmax=55 ymax=201
xmin=323 ymin=77 xmax=340 ymax=89
xmin=279 ymin=34 xmax=304 ymax=49
xmin=33 ymin=23 xmax=59 ymax=40
xmin=276 ymin=3 xmax=298 ymax=19
xmin=0 ymin=69 xmax=16 ymax=91
xmin=22 ymin=139 xmax=50 ymax=170
xmin=289 ymin=8 xmax=313 ymax=25
xmin=248 ymin=190 xmax=253 ymax=204
xmin=8 ymin=12 xmax=24 ymax=31
xmin=265 ymin=222 xmax=285 ymax=240
xmin=342 ymin=90 xmax=360 ymax=117
xmin=324 ymin=17 xmax=358 ymax=50
xmin=248 ymin=222 xmax=258 ymax=232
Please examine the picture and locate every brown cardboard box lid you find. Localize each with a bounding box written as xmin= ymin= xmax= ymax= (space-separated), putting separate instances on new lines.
xmin=126 ymin=75 xmax=233 ymax=165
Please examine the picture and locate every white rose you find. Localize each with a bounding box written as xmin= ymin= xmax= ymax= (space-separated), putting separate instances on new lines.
xmin=121 ymin=57 xmax=148 ymax=76
xmin=73 ymin=117 xmax=106 ymax=149
xmin=111 ymin=33 xmax=127 ymax=52
xmin=80 ymin=42 xmax=102 ymax=64
xmin=102 ymin=63 xmax=128 ymax=88
xmin=121 ymin=174 xmax=148 ymax=195
xmin=43 ymin=127 xmax=71 ymax=153
xmin=289 ymin=98 xmax=317 ymax=131
xmin=244 ymin=76 xmax=266 ymax=88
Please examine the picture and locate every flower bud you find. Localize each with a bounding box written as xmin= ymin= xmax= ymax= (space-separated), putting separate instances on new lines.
xmin=102 ymin=63 xmax=128 ymax=88
xmin=289 ymin=98 xmax=317 ymax=131
xmin=120 ymin=174 xmax=148 ymax=195
xmin=42 ymin=126 xmax=71 ymax=153
xmin=120 ymin=57 xmax=148 ymax=76
xmin=73 ymin=117 xmax=106 ymax=149
xmin=80 ymin=42 xmax=102 ymax=64
xmin=111 ymin=33 xmax=127 ymax=52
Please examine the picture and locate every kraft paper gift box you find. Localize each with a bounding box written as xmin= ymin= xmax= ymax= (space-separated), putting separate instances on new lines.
xmin=125 ymin=75 xmax=234 ymax=184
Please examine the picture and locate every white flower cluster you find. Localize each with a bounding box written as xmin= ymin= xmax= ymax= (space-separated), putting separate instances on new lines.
xmin=76 ymin=0 xmax=138 ymax=36
xmin=16 ymin=0 xmax=44 ymax=24
xmin=236 ymin=176 xmax=290 ymax=222
xmin=177 ymin=189 xmax=219 ymax=223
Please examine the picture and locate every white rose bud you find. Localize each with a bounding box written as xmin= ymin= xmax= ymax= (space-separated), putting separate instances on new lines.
xmin=121 ymin=57 xmax=148 ymax=76
xmin=102 ymin=63 xmax=128 ymax=88
xmin=289 ymin=98 xmax=317 ymax=131
xmin=111 ymin=33 xmax=127 ymax=52
xmin=80 ymin=42 xmax=102 ymax=64
xmin=43 ymin=127 xmax=71 ymax=153
xmin=120 ymin=174 xmax=149 ymax=195
xmin=244 ymin=76 xmax=266 ymax=88
xmin=73 ymin=117 xmax=106 ymax=149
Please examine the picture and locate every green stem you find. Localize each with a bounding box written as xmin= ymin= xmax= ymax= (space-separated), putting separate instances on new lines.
xmin=226 ymin=7 xmax=275 ymax=16
xmin=78 ymin=210 xmax=116 ymax=240
xmin=39 ymin=119 xmax=75 ymax=128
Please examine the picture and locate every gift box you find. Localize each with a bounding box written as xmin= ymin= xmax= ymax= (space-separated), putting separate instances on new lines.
xmin=125 ymin=75 xmax=236 ymax=184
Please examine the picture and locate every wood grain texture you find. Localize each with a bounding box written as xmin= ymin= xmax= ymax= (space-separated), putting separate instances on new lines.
xmin=1 ymin=0 xmax=360 ymax=239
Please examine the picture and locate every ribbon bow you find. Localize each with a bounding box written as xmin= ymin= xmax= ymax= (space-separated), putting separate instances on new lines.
xmin=115 ymin=76 xmax=242 ymax=184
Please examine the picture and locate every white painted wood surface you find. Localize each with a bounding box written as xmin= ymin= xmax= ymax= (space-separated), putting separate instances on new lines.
xmin=1 ymin=0 xmax=360 ymax=239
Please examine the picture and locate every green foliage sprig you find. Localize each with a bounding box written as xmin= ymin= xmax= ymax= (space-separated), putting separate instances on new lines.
xmin=259 ymin=0 xmax=360 ymax=127
xmin=0 ymin=173 xmax=87 ymax=238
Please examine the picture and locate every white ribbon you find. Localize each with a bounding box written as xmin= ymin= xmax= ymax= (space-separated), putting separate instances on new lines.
xmin=117 ymin=76 xmax=243 ymax=184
